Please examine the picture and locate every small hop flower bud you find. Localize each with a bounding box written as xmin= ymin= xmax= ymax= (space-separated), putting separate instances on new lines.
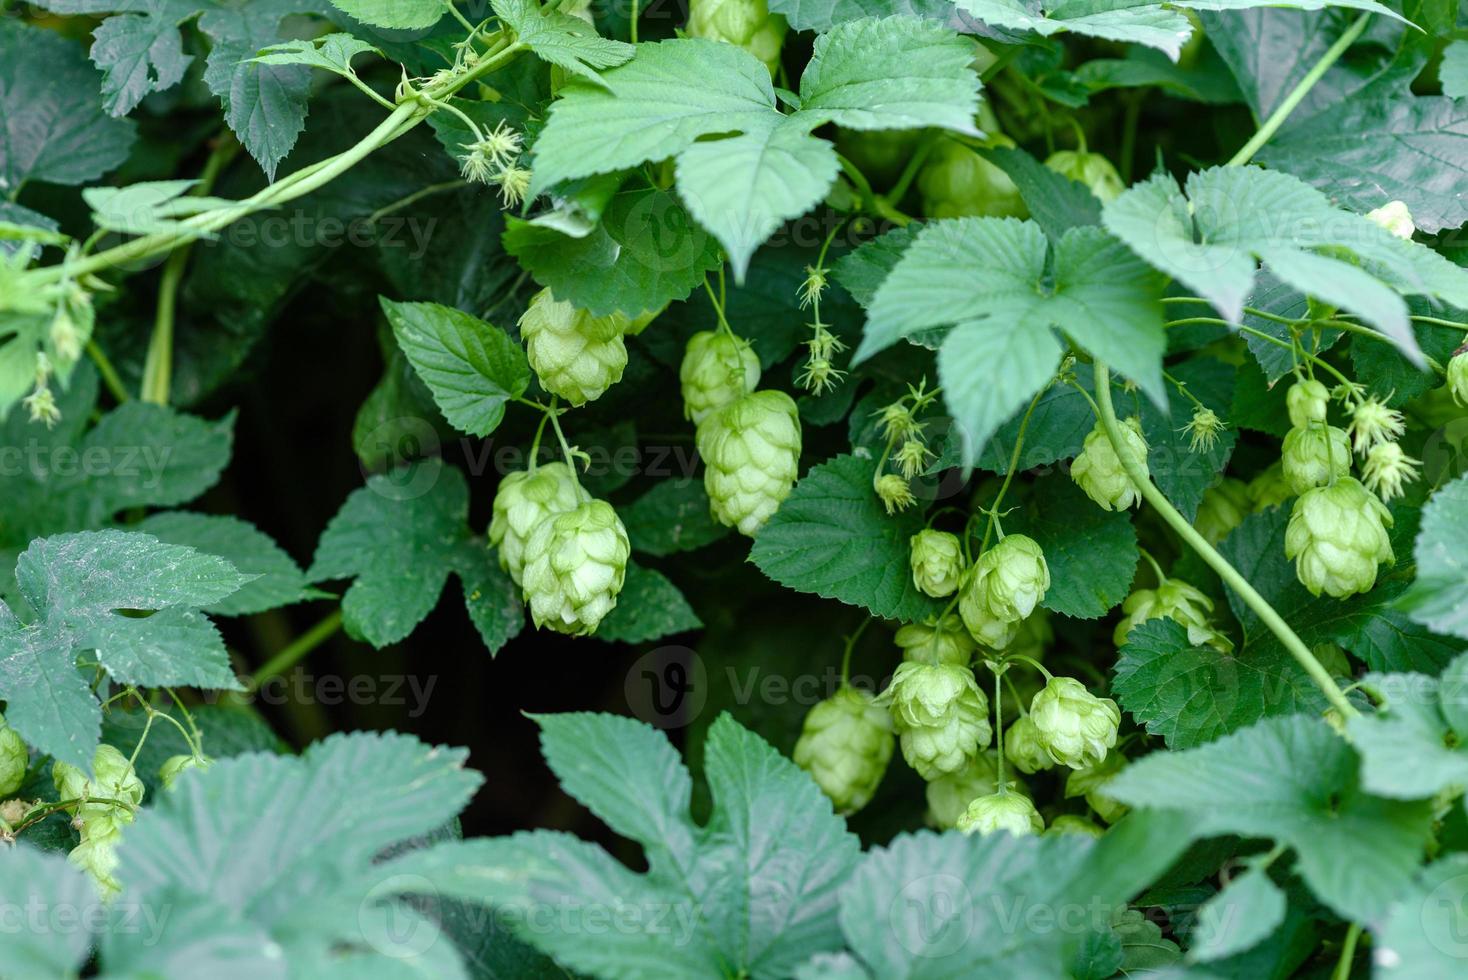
xmin=1043 ymin=149 xmax=1125 ymax=203
xmin=798 ymin=266 xmax=827 ymax=308
xmin=895 ymin=614 xmax=976 ymax=667
xmin=959 ymin=534 xmax=1050 ymax=650
xmin=957 ymin=791 xmax=1044 ymax=837
xmin=494 ymin=165 xmax=533 ymax=209
xmin=158 ymin=754 xmax=211 ymax=790
xmin=1114 ymin=578 xmax=1232 ymax=652
xmin=924 ymin=751 xmax=1005 ymax=829
xmin=1348 ymin=398 xmax=1406 ymax=455
xmin=885 ymin=662 xmax=992 ymax=781
xmin=875 ymin=402 xmax=921 ymax=444
xmin=489 ymin=462 xmax=591 ymax=585
xmin=1248 ymin=461 xmax=1293 ymax=512
xmin=1362 ymin=441 xmax=1421 ymax=502
xmin=875 ymin=473 xmax=916 ymax=515
xmin=894 ymin=439 xmax=933 ymax=479
xmin=1194 ymin=477 xmax=1250 ymax=544
xmin=685 ymin=0 xmax=788 ymax=73
xmin=22 ymin=383 xmax=60 ymax=428
xmin=1046 ymin=814 xmax=1105 ymax=838
xmin=1366 ymin=200 xmax=1415 ymax=239
xmin=519 ymin=288 xmax=630 ymax=406
xmin=697 ymin=389 xmax=801 ymax=536
xmin=1181 ymin=406 xmax=1225 ymax=454
xmin=1072 ymin=417 xmax=1148 ymax=511
xmin=0 ymin=714 xmax=27 ymax=797
xmin=909 ymin=529 xmax=965 ymax=598
xmin=1286 ymin=378 xmax=1331 ymax=429
xmin=679 ymin=330 xmax=760 ymax=423
xmin=1280 ymin=424 xmax=1350 ymax=495
xmin=1448 ymin=346 xmax=1468 ymax=406
xmin=793 ymin=687 xmax=894 ymax=814
xmin=1030 ymin=676 xmax=1120 ymax=770
xmin=521 ymin=499 xmax=631 ymax=635
xmin=1285 ymin=477 xmax=1394 ymax=597
xmin=1004 ymin=714 xmax=1053 ymax=775
xmin=1066 ymin=752 xmax=1128 ymax=824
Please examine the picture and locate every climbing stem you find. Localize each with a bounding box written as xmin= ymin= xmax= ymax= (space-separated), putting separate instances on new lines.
xmin=979 ymin=379 xmax=1050 ymax=553
xmin=246 ymin=609 xmax=345 ymax=693
xmin=1333 ymin=923 xmax=1363 ymax=980
xmin=1090 ymin=362 xmax=1357 ymax=717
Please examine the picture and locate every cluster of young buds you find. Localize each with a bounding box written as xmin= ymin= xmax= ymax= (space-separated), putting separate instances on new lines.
xmin=459 ymin=119 xmax=532 ymax=208
xmin=796 ymin=265 xmax=848 ymax=395
xmin=871 ymin=380 xmax=940 ymax=514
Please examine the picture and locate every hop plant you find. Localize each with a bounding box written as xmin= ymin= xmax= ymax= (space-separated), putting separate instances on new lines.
xmin=1066 ymin=752 xmax=1129 ymax=824
xmin=1280 ymin=424 xmax=1350 ymax=495
xmin=895 ymin=614 xmax=976 ymax=667
xmin=1072 ymin=417 xmax=1148 ymax=511
xmin=1181 ymin=406 xmax=1225 ymax=453
xmin=53 ymin=744 xmax=144 ymax=897
xmin=697 ymin=389 xmax=801 ymax=536
xmin=956 ymin=791 xmax=1044 ymax=837
xmin=1046 ymin=814 xmax=1105 ymax=838
xmin=909 ymin=529 xmax=965 ymax=598
xmin=1285 ymin=477 xmax=1394 ymax=597
xmin=519 ymin=287 xmax=629 ymax=406
xmin=792 ymin=687 xmax=894 ymax=815
xmin=1348 ymin=398 xmax=1406 ymax=455
xmin=1030 ymin=676 xmax=1120 ymax=770
xmin=1194 ymin=477 xmax=1250 ymax=544
xmin=680 ymin=330 xmax=760 ymax=423
xmin=1366 ymin=200 xmax=1415 ymax=239
xmin=158 ymin=754 xmax=211 ymax=790
xmin=1044 ymin=149 xmax=1125 ymax=202
xmin=521 ymin=499 xmax=631 ymax=635
xmin=918 ymin=136 xmax=1027 ymax=219
xmin=489 ymin=462 xmax=591 ymax=585
xmin=959 ymin=534 xmax=1050 ymax=649
xmin=1004 ymin=714 xmax=1054 ymax=775
xmin=1449 ymin=345 xmax=1468 ymax=406
xmin=1113 ymin=578 xmax=1232 ymax=652
xmin=1286 ymin=378 xmax=1331 ymax=428
xmin=685 ymin=0 xmax=787 ymax=73
xmin=1362 ymin=442 xmax=1421 ymax=501
xmin=875 ymin=473 xmax=916 ymax=514
xmin=925 ymin=751 xmax=1004 ymax=829
xmin=0 ymin=714 xmax=27 ymax=797
xmin=885 ymin=662 xmax=992 ymax=781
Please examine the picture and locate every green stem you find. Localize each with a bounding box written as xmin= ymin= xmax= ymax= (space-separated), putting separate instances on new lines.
xmin=629 ymin=0 xmax=639 ymax=43
xmin=1316 ymin=319 xmax=1446 ymax=375
xmin=993 ymin=665 xmax=1007 ymax=793
xmin=246 ymin=609 xmax=344 ymax=693
xmin=1226 ymin=13 xmax=1371 ymax=167
xmin=839 ymin=617 xmax=872 ymax=686
xmin=1090 ymin=362 xmax=1357 ymax=717
xmin=86 ymin=340 xmax=130 ymax=403
xmin=366 ymin=180 xmax=466 ymax=225
xmin=1333 ymin=923 xmax=1363 ymax=980
xmin=979 ymin=379 xmax=1050 ymax=553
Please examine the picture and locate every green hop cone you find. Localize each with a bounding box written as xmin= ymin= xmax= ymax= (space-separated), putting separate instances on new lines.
xmin=1030 ymin=676 xmax=1120 ymax=770
xmin=159 ymin=754 xmax=212 ymax=790
xmin=918 ymin=136 xmax=1027 ymax=219
xmin=1004 ymin=713 xmax=1053 ymax=775
xmin=1248 ymin=461 xmax=1293 ymax=512
xmin=886 ymin=662 xmax=992 ymax=781
xmin=1286 ymin=378 xmax=1331 ymax=429
xmin=489 ymin=462 xmax=590 ymax=585
xmin=0 ymin=714 xmax=27 ymax=797
xmin=69 ymin=826 xmax=126 ymax=898
xmin=959 ymin=534 xmax=1050 ymax=649
xmin=926 ymin=751 xmax=1017 ymax=828
xmin=1043 ymin=149 xmax=1125 ymax=202
xmin=835 ymin=128 xmax=920 ymax=188
xmin=1066 ymin=752 xmax=1128 ymax=824
xmin=1046 ymin=814 xmax=1105 ymax=838
xmin=1449 ymin=347 xmax=1468 ymax=407
xmin=1072 ymin=417 xmax=1147 ymax=511
xmin=1285 ymin=477 xmax=1394 ymax=597
xmin=956 ymin=791 xmax=1044 ymax=837
xmin=1113 ymin=578 xmax=1232 ymax=652
xmin=53 ymin=744 xmax=144 ymax=897
xmin=697 ymin=389 xmax=801 ymax=536
xmin=793 ymin=687 xmax=894 ymax=815
xmin=686 ymin=0 xmax=787 ymax=73
xmin=521 ymin=499 xmax=631 ymax=635
xmin=519 ymin=287 xmax=629 ymax=406
xmin=1280 ymin=424 xmax=1350 ymax=495
xmin=896 ymin=613 xmax=976 ymax=667
xmin=1194 ymin=477 xmax=1250 ymax=544
xmin=909 ymin=529 xmax=965 ymax=598
xmin=680 ymin=330 xmax=760 ymax=423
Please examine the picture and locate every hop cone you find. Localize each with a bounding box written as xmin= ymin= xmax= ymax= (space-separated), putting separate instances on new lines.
xmin=1072 ymin=417 xmax=1147 ymax=511
xmin=1281 ymin=424 xmax=1350 ymax=494
xmin=1066 ymin=752 xmax=1128 ymax=824
xmin=489 ymin=462 xmax=590 ymax=585
xmin=959 ymin=534 xmax=1050 ymax=649
xmin=1043 ymin=150 xmax=1124 ymax=202
xmin=680 ymin=330 xmax=760 ymax=423
xmin=918 ymin=136 xmax=1026 ymax=219
xmin=1113 ymin=578 xmax=1231 ymax=652
xmin=896 ymin=613 xmax=976 ymax=667
xmin=925 ymin=751 xmax=1021 ymax=829
xmin=697 ymin=389 xmax=801 ymax=536
xmin=1004 ymin=714 xmax=1054 ymax=775
xmin=686 ymin=0 xmax=787 ymax=72
xmin=1193 ymin=477 xmax=1250 ymax=544
xmin=1286 ymin=379 xmax=1331 ymax=428
xmin=159 ymin=754 xmax=211 ymax=790
xmin=793 ymin=687 xmax=894 ymax=814
xmin=957 ymin=791 xmax=1044 ymax=837
xmin=1450 ymin=348 xmax=1468 ymax=407
xmin=53 ymin=744 xmax=144 ymax=897
xmin=1285 ymin=477 xmax=1394 ymax=597
xmin=0 ymin=714 xmax=26 ymax=797
xmin=1248 ymin=461 xmax=1293 ymax=512
xmin=519 ymin=287 xmax=629 ymax=406
xmin=521 ymin=499 xmax=631 ymax=635
xmin=909 ymin=529 xmax=965 ymax=598
xmin=1046 ymin=814 xmax=1105 ymax=838
xmin=886 ymin=662 xmax=991 ymax=781
xmin=1030 ymin=676 xmax=1120 ymax=770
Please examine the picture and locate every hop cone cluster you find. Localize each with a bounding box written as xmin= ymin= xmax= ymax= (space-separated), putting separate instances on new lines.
xmin=519 ymin=288 xmax=629 ymax=406
xmin=886 ymin=662 xmax=991 ymax=780
xmin=53 ymin=744 xmax=144 ymax=897
xmin=521 ymin=500 xmax=631 ymax=635
xmin=489 ymin=462 xmax=590 ymax=585
xmin=1285 ymin=477 xmax=1394 ymax=597
xmin=1030 ymin=676 xmax=1120 ymax=770
xmin=697 ymin=389 xmax=801 ymax=536
xmin=793 ymin=687 xmax=894 ymax=814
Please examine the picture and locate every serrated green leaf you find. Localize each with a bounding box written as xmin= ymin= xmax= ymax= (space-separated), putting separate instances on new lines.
xmin=1006 ymin=473 xmax=1139 ymax=619
xmin=831 ymin=224 xmax=921 ymax=310
xmin=1348 ymin=665 xmax=1468 ymax=801
xmin=749 ymin=455 xmax=943 ymax=621
xmin=594 ymin=562 xmax=702 ymax=644
xmin=492 ymin=0 xmax=635 ymax=83
xmin=622 ymin=478 xmax=731 ymax=556
xmin=380 ymin=298 xmax=530 ymax=437
xmin=252 ymin=34 xmax=383 ymax=75
xmin=951 ymin=0 xmax=1193 ymax=59
xmin=134 ymin=512 xmax=319 ymax=617
xmin=979 ymin=145 xmax=1103 ymax=241
xmin=1187 ymin=868 xmax=1286 ymax=963
xmin=1400 ymin=473 xmax=1468 ymax=641
xmin=1109 ymin=714 xmax=1435 ymax=921
xmin=0 ymin=845 xmax=98 ymax=977
xmin=328 ymin=0 xmax=445 ymax=29
xmin=1375 ymin=854 xmax=1468 ymax=977
xmin=1444 ymin=41 xmax=1468 ymax=99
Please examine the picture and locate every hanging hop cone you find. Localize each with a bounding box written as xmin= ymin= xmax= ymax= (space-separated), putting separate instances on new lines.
xmin=909 ymin=529 xmax=965 ymax=598
xmin=1072 ymin=417 xmax=1148 ymax=511
xmin=1029 ymin=676 xmax=1120 ymax=770
xmin=885 ymin=662 xmax=992 ymax=781
xmin=489 ymin=462 xmax=591 ymax=585
xmin=896 ymin=613 xmax=977 ymax=668
xmin=1280 ymin=424 xmax=1351 ymax=495
xmin=956 ymin=791 xmax=1044 ymax=837
xmin=521 ymin=499 xmax=631 ymax=635
xmin=793 ymin=687 xmax=894 ymax=815
xmin=519 ymin=287 xmax=629 ymax=406
xmin=1004 ymin=713 xmax=1054 ymax=775
xmin=696 ymin=389 xmax=801 ymax=536
xmin=1285 ymin=477 xmax=1394 ymax=597
xmin=1113 ymin=578 xmax=1232 ymax=652
xmin=959 ymin=534 xmax=1050 ymax=650
xmin=680 ymin=330 xmax=760 ymax=424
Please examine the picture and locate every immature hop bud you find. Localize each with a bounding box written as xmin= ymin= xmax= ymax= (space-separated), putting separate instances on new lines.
xmin=1449 ymin=345 xmax=1468 ymax=406
xmin=1046 ymin=814 xmax=1105 ymax=838
xmin=1366 ymin=200 xmax=1415 ymax=239
xmin=1004 ymin=714 xmax=1054 ymax=775
xmin=957 ymin=791 xmax=1044 ymax=837
xmin=679 ymin=330 xmax=760 ymax=423
xmin=895 ymin=614 xmax=977 ymax=667
xmin=686 ymin=0 xmax=787 ymax=74
xmin=1113 ymin=578 xmax=1232 ymax=652
xmin=158 ymin=754 xmax=211 ymax=790
xmin=1072 ymin=417 xmax=1148 ymax=511
xmin=1194 ymin=477 xmax=1250 ymax=544
xmin=489 ymin=462 xmax=591 ymax=585
xmin=519 ymin=288 xmax=629 ymax=406
xmin=910 ymin=529 xmax=965 ymax=598
xmin=959 ymin=534 xmax=1050 ymax=649
xmin=1362 ymin=442 xmax=1421 ymax=502
xmin=793 ymin=687 xmax=894 ymax=815
xmin=697 ymin=389 xmax=801 ymax=535
xmin=1181 ymin=406 xmax=1225 ymax=454
xmin=1029 ymin=676 xmax=1121 ymax=770
xmin=1285 ymin=477 xmax=1394 ymax=598
xmin=521 ymin=500 xmax=631 ymax=635
xmin=1043 ymin=149 xmax=1125 ymax=202
xmin=53 ymin=744 xmax=144 ymax=898
xmin=924 ymin=751 xmax=1010 ymax=829
xmin=1280 ymin=424 xmax=1350 ymax=495
xmin=0 ymin=714 xmax=27 ymax=797
xmin=875 ymin=473 xmax=916 ymax=514
xmin=885 ymin=662 xmax=992 ymax=780
xmin=1286 ymin=378 xmax=1331 ymax=429
xmin=1348 ymin=398 xmax=1406 ymax=455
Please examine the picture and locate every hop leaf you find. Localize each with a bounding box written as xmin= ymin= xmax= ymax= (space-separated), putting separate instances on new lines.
xmin=792 ymin=687 xmax=894 ymax=815
xmin=1285 ymin=477 xmax=1394 ymax=598
xmin=697 ymin=389 xmax=802 ymax=536
xmin=1071 ymin=417 xmax=1147 ymax=511
xmin=1029 ymin=676 xmax=1120 ymax=770
xmin=521 ymin=499 xmax=631 ymax=635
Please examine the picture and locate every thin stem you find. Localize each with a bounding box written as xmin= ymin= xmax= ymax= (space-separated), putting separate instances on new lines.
xmin=366 ymin=180 xmax=466 ymax=224
xmin=1316 ymin=319 xmax=1446 ymax=375
xmin=86 ymin=341 xmax=130 ymax=403
xmin=1091 ymin=362 xmax=1357 ymax=717
xmin=839 ymin=617 xmax=872 ymax=686
xmin=1333 ymin=923 xmax=1363 ymax=980
xmin=1234 ymin=323 xmax=1356 ymax=390
xmin=980 ymin=379 xmax=1050 ymax=553
xmin=1227 ymin=13 xmax=1371 ymax=167
xmin=246 ymin=609 xmax=344 ymax=693
xmin=629 ymin=0 xmax=639 ymax=43
xmin=446 ymin=0 xmax=477 ymax=34
xmin=703 ymin=275 xmax=735 ymax=336
xmin=993 ymin=666 xmax=1007 ymax=793
xmin=883 ymin=134 xmax=935 ymax=205
xmin=546 ymin=400 xmax=581 ymax=485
